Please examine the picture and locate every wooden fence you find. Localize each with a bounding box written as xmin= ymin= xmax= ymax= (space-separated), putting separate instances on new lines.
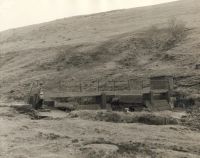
xmin=57 ymin=79 xmax=144 ymax=93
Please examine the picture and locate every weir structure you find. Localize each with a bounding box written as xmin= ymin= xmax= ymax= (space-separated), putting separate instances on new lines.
xmin=28 ymin=76 xmax=174 ymax=111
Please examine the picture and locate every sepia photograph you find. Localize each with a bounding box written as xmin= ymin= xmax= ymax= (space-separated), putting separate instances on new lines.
xmin=0 ymin=0 xmax=199 ymax=157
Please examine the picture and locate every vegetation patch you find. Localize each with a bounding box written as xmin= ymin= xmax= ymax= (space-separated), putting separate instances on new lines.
xmin=69 ymin=110 xmax=179 ymax=125
xmin=181 ymin=106 xmax=200 ymax=130
xmin=142 ymin=18 xmax=187 ymax=51
xmin=82 ymin=139 xmax=157 ymax=158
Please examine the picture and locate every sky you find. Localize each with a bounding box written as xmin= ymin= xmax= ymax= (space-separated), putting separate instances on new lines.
xmin=0 ymin=0 xmax=179 ymax=31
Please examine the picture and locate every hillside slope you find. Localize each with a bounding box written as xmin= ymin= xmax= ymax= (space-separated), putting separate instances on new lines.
xmin=0 ymin=0 xmax=200 ymax=99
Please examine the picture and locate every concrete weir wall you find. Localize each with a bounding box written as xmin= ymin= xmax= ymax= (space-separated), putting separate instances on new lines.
xmin=150 ymin=76 xmax=174 ymax=90
xmin=148 ymin=76 xmax=174 ymax=110
xmin=42 ymin=76 xmax=174 ymax=111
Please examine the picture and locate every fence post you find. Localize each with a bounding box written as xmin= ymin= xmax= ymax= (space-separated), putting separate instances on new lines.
xmin=128 ymin=80 xmax=131 ymax=91
xmin=142 ymin=80 xmax=144 ymax=90
xmin=80 ymin=82 xmax=82 ymax=92
xmin=113 ymin=81 xmax=116 ymax=91
xmin=59 ymin=81 xmax=62 ymax=89
xmin=27 ymin=82 xmax=34 ymax=104
xmin=101 ymin=92 xmax=107 ymax=109
xmin=36 ymin=80 xmax=39 ymax=86
xmin=141 ymin=80 xmax=144 ymax=93
xmin=66 ymin=82 xmax=68 ymax=92
xmin=97 ymin=80 xmax=100 ymax=92
xmin=150 ymin=91 xmax=154 ymax=105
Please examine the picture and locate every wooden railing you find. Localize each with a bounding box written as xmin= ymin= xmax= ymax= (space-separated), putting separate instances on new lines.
xmin=57 ymin=79 xmax=144 ymax=93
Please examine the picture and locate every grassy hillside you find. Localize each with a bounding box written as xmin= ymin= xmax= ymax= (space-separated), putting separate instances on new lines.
xmin=0 ymin=0 xmax=200 ymax=99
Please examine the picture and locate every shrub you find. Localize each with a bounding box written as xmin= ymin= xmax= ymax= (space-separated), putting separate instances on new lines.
xmin=163 ymin=17 xmax=186 ymax=50
xmin=55 ymin=50 xmax=67 ymax=63
xmin=95 ymin=111 xmax=122 ymax=123
xmin=143 ymin=18 xmax=187 ymax=51
xmin=167 ymin=17 xmax=186 ymax=41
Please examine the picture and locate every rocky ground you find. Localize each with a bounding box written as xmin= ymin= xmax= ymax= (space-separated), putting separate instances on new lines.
xmin=0 ymin=103 xmax=199 ymax=158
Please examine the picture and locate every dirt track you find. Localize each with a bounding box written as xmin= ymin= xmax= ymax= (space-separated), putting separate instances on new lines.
xmin=0 ymin=105 xmax=199 ymax=158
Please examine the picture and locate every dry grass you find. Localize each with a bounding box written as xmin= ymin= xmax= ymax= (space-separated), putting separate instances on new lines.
xmin=0 ymin=0 xmax=200 ymax=99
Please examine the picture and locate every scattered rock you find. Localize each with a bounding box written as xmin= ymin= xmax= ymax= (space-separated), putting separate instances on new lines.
xmin=80 ymin=144 xmax=119 ymax=158
xmin=37 ymin=132 xmax=70 ymax=140
xmin=72 ymin=139 xmax=79 ymax=143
